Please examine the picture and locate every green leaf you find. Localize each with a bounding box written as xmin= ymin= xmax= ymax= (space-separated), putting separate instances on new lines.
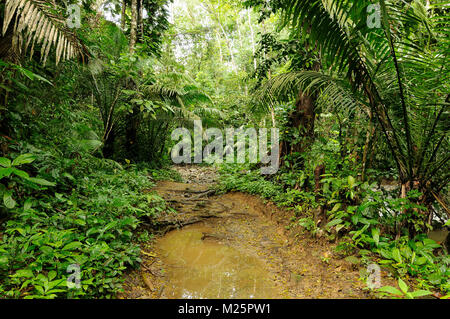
xmin=23 ymin=199 xmax=33 ymax=211
xmin=414 ymin=256 xmax=427 ymax=265
xmin=372 ymin=228 xmax=380 ymax=246
xmin=62 ymin=172 xmax=75 ymax=181
xmin=392 ymin=248 xmax=403 ymax=263
xmin=422 ymin=238 xmax=441 ymax=249
xmin=12 ymin=154 xmax=36 ymax=166
xmin=48 ymin=271 xmax=57 ymax=281
xmin=409 ymin=290 xmax=432 ymax=298
xmin=0 ymin=157 xmax=11 ymax=168
xmin=347 ymin=175 xmax=356 ymax=188
xmin=77 ymin=139 xmax=102 ymax=152
xmin=3 ymin=190 xmax=16 ymax=209
xmin=335 ymin=224 xmax=346 ymax=233
xmin=326 ymin=218 xmax=343 ymax=228
xmin=398 ymin=279 xmax=408 ymax=294
xmin=62 ymin=241 xmax=82 ymax=251
xmin=86 ymin=227 xmax=99 ymax=236
xmin=40 ymin=246 xmax=53 ymax=255
xmin=74 ymin=219 xmax=86 ymax=226
xmin=122 ymin=89 xmax=138 ymax=95
xmin=12 ymin=168 xmax=29 ymax=179
xmin=0 ymin=167 xmax=13 ymax=179
xmin=344 ymin=256 xmax=360 ymax=265
xmin=377 ymin=286 xmax=403 ymax=297
xmin=16 ymin=66 xmax=52 ymax=85
xmin=331 ymin=203 xmax=341 ymax=213
xmin=26 ymin=177 xmax=56 ymax=186
xmin=0 ymin=255 xmax=8 ymax=266
xmin=34 ymin=285 xmax=44 ymax=295
xmin=12 ymin=269 xmax=34 ymax=278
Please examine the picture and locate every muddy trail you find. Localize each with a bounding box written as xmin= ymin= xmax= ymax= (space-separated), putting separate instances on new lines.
xmin=120 ymin=166 xmax=386 ymax=299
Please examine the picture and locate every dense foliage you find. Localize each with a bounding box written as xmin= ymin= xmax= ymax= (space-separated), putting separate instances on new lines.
xmin=0 ymin=0 xmax=448 ymax=299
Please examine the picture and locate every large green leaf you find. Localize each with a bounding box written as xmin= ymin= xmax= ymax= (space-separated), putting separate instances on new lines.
xmin=3 ymin=190 xmax=16 ymax=209
xmin=398 ymin=278 xmax=408 ymax=294
xmin=372 ymin=228 xmax=380 ymax=247
xmin=12 ymin=168 xmax=29 ymax=179
xmin=0 ymin=157 xmax=11 ymax=168
xmin=0 ymin=167 xmax=13 ymax=179
xmin=347 ymin=175 xmax=356 ymax=188
xmin=12 ymin=269 xmax=34 ymax=278
xmin=326 ymin=218 xmax=343 ymax=228
xmin=392 ymin=248 xmax=403 ymax=263
xmin=12 ymin=154 xmax=36 ymax=166
xmin=377 ymin=286 xmax=403 ymax=297
xmin=409 ymin=290 xmax=432 ymax=298
xmin=26 ymin=177 xmax=56 ymax=187
xmin=62 ymin=242 xmax=83 ymax=251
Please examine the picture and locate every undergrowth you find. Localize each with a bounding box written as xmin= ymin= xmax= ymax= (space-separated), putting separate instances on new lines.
xmin=217 ymin=163 xmax=450 ymax=299
xmin=0 ymin=149 xmax=175 ymax=298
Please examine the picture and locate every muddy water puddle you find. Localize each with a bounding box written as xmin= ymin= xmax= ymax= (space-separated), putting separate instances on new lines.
xmin=120 ymin=174 xmax=372 ymax=299
xmin=156 ymin=224 xmax=282 ymax=299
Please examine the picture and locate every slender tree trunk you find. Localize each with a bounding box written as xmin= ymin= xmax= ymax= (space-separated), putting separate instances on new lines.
xmin=362 ymin=110 xmax=375 ymax=181
xmin=125 ymin=108 xmax=140 ymax=161
xmin=217 ymin=22 xmax=237 ymax=74
xmin=270 ymin=107 xmax=276 ymax=128
xmin=129 ymin=0 xmax=138 ymax=54
xmin=138 ymin=0 xmax=143 ymax=40
xmin=127 ymin=0 xmax=139 ymax=159
xmin=103 ymin=129 xmax=115 ymax=159
xmin=236 ymin=16 xmax=242 ymax=49
xmin=314 ymin=164 xmax=326 ymax=226
xmin=267 ymin=61 xmax=276 ymax=128
xmin=248 ymin=9 xmax=257 ymax=71
xmin=121 ymin=0 xmax=127 ymax=30
xmin=215 ymin=32 xmax=223 ymax=63
xmin=203 ymin=2 xmax=238 ymax=74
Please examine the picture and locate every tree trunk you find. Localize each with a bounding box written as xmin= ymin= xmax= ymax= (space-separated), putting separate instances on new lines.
xmin=362 ymin=111 xmax=376 ymax=181
xmin=215 ymin=32 xmax=223 ymax=63
xmin=248 ymin=9 xmax=257 ymax=71
xmin=292 ymin=91 xmax=316 ymax=154
xmin=129 ymin=0 xmax=138 ymax=54
xmin=138 ymin=0 xmax=143 ymax=40
xmin=121 ymin=0 xmax=127 ymax=30
xmin=314 ymin=164 xmax=326 ymax=227
xmin=125 ymin=108 xmax=140 ymax=161
xmin=103 ymin=129 xmax=115 ymax=159
xmin=279 ymin=43 xmax=319 ymax=168
xmin=278 ymin=89 xmax=316 ymax=170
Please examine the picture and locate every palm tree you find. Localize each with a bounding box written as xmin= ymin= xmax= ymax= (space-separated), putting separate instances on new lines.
xmin=257 ymin=0 xmax=449 ymax=211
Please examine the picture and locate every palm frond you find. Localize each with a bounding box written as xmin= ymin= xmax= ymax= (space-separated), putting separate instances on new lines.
xmin=271 ymin=0 xmax=449 ymax=187
xmin=3 ymin=0 xmax=88 ymax=64
xmin=143 ymin=84 xmax=214 ymax=113
xmin=256 ymin=70 xmax=363 ymax=115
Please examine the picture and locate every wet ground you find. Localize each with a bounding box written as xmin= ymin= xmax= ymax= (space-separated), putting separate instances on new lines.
xmin=119 ymin=166 xmax=393 ymax=299
xmin=157 ymin=224 xmax=280 ymax=298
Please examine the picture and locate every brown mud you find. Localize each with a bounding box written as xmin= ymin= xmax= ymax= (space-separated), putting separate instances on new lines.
xmin=119 ymin=166 xmax=394 ymax=299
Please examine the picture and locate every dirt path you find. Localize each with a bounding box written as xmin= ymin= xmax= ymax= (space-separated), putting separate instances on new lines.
xmin=120 ymin=166 xmax=382 ymax=299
